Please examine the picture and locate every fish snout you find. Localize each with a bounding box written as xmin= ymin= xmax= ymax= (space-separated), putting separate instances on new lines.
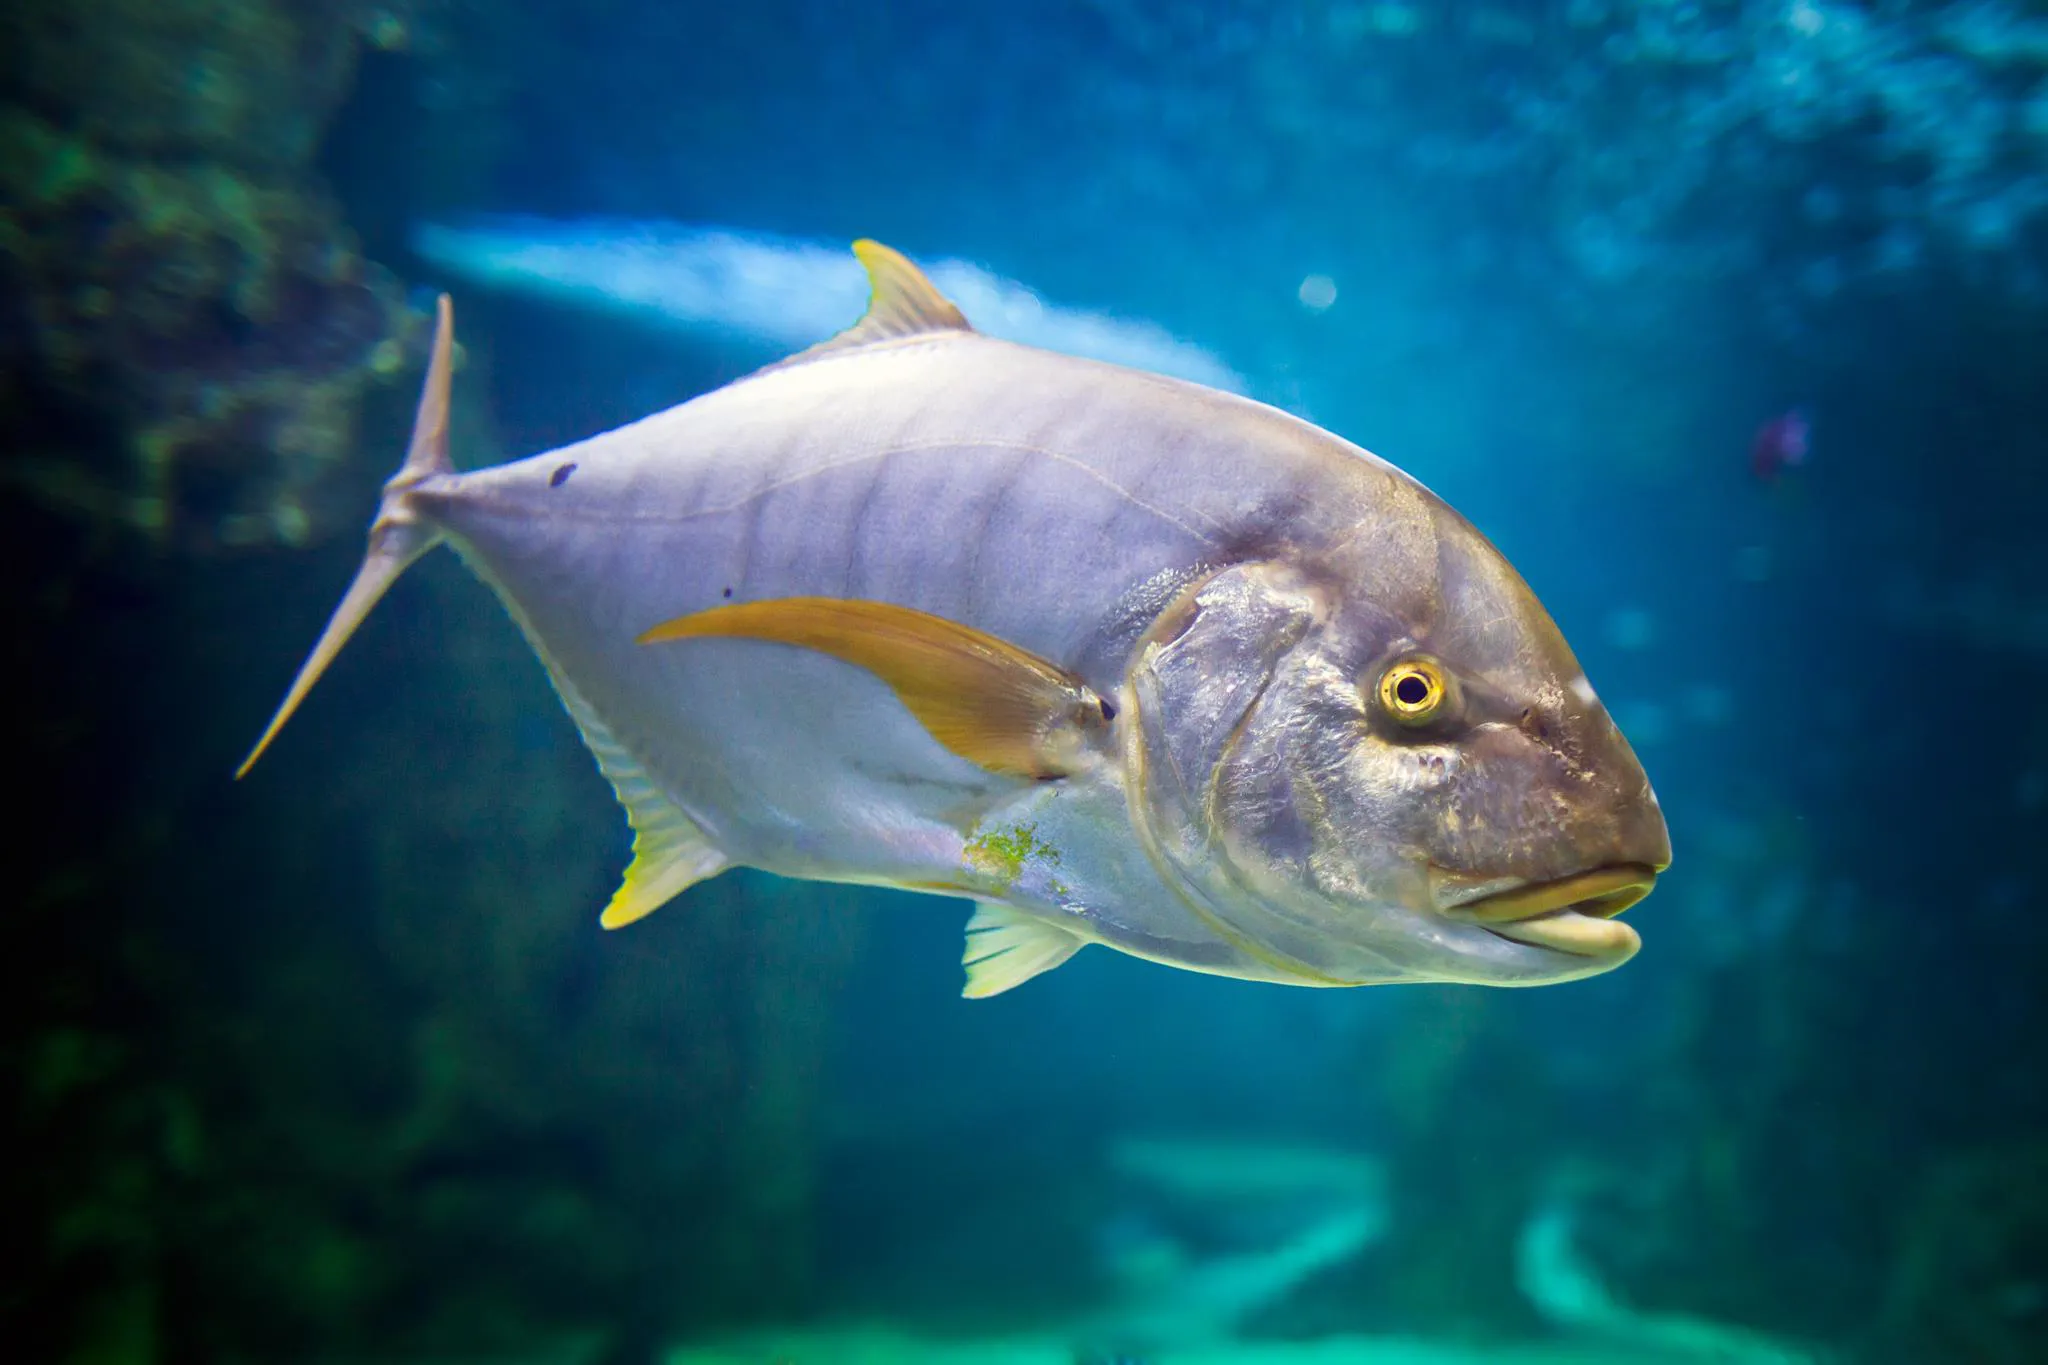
xmin=1627 ymin=784 xmax=1673 ymax=876
xmin=1565 ymin=706 xmax=1673 ymax=879
xmin=1456 ymin=763 xmax=1670 ymax=961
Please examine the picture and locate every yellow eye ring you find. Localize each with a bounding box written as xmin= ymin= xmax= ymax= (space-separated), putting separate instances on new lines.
xmin=1377 ymin=657 xmax=1452 ymax=727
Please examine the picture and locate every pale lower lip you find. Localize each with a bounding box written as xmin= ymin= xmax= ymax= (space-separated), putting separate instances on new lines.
xmin=1484 ymin=908 xmax=1642 ymax=959
xmin=1451 ymin=863 xmax=1659 ymax=960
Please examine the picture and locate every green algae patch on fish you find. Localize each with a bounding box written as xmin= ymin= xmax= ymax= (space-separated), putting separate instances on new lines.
xmin=964 ymin=822 xmax=1062 ymax=886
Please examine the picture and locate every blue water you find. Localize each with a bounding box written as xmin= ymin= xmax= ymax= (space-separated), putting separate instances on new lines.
xmin=14 ymin=2 xmax=2047 ymax=1362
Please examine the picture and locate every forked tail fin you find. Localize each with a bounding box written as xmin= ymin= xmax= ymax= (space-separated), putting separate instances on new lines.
xmin=236 ymin=295 xmax=459 ymax=778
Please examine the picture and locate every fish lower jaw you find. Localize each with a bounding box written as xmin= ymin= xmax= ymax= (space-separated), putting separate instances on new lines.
xmin=1434 ymin=861 xmax=1657 ymax=964
xmin=1435 ymin=861 xmax=1660 ymax=920
xmin=1480 ymin=908 xmax=1641 ymax=961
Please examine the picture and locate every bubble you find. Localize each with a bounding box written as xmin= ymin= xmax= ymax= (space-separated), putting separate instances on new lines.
xmin=1297 ymin=274 xmax=1339 ymax=311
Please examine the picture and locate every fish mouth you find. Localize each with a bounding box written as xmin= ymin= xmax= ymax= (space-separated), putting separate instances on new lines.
xmin=1443 ymin=863 xmax=1660 ymax=960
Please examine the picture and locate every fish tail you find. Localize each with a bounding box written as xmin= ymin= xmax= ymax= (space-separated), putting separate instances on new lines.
xmin=235 ymin=295 xmax=459 ymax=778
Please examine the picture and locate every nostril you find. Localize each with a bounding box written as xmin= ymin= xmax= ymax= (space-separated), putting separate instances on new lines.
xmin=1519 ymin=707 xmax=1548 ymax=740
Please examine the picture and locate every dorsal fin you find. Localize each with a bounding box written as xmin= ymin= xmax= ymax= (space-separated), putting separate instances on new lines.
xmin=770 ymin=240 xmax=973 ymax=372
xmin=842 ymin=239 xmax=972 ymax=341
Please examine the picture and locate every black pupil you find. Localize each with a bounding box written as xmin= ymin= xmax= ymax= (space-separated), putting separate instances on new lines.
xmin=1395 ymin=673 xmax=1432 ymax=707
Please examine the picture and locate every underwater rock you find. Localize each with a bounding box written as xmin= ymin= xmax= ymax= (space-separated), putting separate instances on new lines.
xmin=0 ymin=2 xmax=417 ymax=552
xmin=1876 ymin=1143 xmax=2048 ymax=1365
xmin=4 ymin=0 xmax=378 ymax=167
xmin=1084 ymin=1135 xmax=1388 ymax=1346
xmin=1559 ymin=846 xmax=1936 ymax=1349
xmin=1335 ymin=990 xmax=1553 ymax=1337
xmin=341 ymin=564 xmax=868 ymax=1336
xmin=1515 ymin=1191 xmax=1818 ymax=1363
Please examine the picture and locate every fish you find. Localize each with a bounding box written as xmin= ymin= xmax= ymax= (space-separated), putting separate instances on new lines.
xmin=1749 ymin=406 xmax=1811 ymax=482
xmin=412 ymin=216 xmax=1246 ymax=393
xmin=241 ymin=240 xmax=1671 ymax=998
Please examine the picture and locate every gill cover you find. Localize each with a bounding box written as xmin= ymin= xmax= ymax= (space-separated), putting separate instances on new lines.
xmin=1123 ymin=562 xmax=1355 ymax=985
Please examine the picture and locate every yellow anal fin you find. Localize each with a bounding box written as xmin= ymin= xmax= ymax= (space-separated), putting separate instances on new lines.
xmin=539 ymin=634 xmax=728 ymax=928
xmin=600 ymin=781 xmax=729 ymax=929
xmin=962 ymin=904 xmax=1084 ymax=999
xmin=583 ymin=715 xmax=728 ymax=929
xmin=455 ymin=520 xmax=730 ymax=930
xmin=638 ymin=597 xmax=1114 ymax=780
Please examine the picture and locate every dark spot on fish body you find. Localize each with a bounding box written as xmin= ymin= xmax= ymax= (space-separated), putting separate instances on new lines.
xmin=722 ymin=586 xmax=733 ymax=598
xmin=549 ymin=462 xmax=577 ymax=488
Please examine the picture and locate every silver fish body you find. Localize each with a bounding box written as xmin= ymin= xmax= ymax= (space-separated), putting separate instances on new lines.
xmin=245 ymin=244 xmax=1671 ymax=997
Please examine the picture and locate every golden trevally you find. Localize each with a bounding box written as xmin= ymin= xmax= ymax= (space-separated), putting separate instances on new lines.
xmin=243 ymin=242 xmax=1670 ymax=998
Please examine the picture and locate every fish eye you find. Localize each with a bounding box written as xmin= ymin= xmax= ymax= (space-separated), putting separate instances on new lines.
xmin=1376 ymin=657 xmax=1454 ymax=727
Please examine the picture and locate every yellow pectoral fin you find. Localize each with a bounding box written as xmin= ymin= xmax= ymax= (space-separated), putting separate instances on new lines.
xmin=637 ymin=597 xmax=1113 ymax=779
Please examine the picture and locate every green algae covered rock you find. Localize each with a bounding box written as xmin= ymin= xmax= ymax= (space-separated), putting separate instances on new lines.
xmin=0 ymin=1 xmax=418 ymax=551
xmin=1877 ymin=1143 xmax=2048 ymax=1365
xmin=3 ymin=0 xmax=369 ymax=168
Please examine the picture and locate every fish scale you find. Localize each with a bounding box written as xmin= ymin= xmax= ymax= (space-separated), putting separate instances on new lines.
xmin=242 ymin=241 xmax=1670 ymax=998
